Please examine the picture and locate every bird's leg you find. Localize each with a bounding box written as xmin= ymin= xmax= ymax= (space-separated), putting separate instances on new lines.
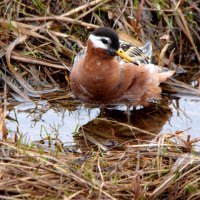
xmin=132 ymin=106 xmax=137 ymax=110
xmin=100 ymin=104 xmax=105 ymax=117
xmin=125 ymin=105 xmax=132 ymax=123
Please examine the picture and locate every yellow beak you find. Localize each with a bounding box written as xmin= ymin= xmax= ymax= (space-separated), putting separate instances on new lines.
xmin=116 ymin=48 xmax=134 ymax=63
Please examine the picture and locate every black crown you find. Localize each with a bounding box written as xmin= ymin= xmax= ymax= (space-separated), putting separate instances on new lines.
xmin=91 ymin=27 xmax=120 ymax=51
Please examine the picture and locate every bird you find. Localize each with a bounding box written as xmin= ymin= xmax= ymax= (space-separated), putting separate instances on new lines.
xmin=70 ymin=27 xmax=174 ymax=109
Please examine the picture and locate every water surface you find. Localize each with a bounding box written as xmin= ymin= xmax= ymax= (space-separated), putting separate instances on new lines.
xmin=6 ymin=94 xmax=200 ymax=147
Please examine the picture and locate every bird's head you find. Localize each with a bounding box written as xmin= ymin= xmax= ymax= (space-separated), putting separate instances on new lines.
xmin=88 ymin=27 xmax=120 ymax=57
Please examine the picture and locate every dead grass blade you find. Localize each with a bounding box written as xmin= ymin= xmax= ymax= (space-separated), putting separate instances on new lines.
xmin=0 ymin=71 xmax=30 ymax=101
xmin=0 ymin=108 xmax=7 ymax=141
xmin=61 ymin=0 xmax=110 ymax=17
xmin=172 ymin=0 xmax=200 ymax=63
xmin=5 ymin=35 xmax=39 ymax=95
xmin=150 ymin=156 xmax=197 ymax=198
xmin=165 ymin=77 xmax=200 ymax=96
xmin=11 ymin=51 xmax=67 ymax=70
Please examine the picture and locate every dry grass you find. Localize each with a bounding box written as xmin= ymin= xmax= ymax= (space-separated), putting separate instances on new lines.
xmin=1 ymin=131 xmax=200 ymax=199
xmin=1 ymin=0 xmax=200 ymax=199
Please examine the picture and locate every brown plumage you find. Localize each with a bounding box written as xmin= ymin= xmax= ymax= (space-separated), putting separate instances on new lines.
xmin=70 ymin=27 xmax=174 ymax=107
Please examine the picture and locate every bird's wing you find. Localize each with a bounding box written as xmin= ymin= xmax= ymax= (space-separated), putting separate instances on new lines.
xmin=119 ymin=40 xmax=152 ymax=65
xmin=73 ymin=47 xmax=87 ymax=68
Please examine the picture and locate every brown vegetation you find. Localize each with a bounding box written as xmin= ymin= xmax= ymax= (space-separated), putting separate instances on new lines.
xmin=0 ymin=0 xmax=200 ymax=199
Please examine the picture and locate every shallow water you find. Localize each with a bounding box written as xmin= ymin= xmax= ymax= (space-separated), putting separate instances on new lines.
xmin=6 ymin=101 xmax=99 ymax=146
xmin=5 ymin=94 xmax=200 ymax=147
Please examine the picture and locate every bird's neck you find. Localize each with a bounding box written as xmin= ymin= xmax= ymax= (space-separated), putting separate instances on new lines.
xmin=86 ymin=40 xmax=113 ymax=60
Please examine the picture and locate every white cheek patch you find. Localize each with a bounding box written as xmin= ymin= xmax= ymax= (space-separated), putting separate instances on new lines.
xmin=89 ymin=34 xmax=110 ymax=49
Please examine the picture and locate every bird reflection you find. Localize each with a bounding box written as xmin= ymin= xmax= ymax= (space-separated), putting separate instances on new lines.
xmin=74 ymin=99 xmax=172 ymax=150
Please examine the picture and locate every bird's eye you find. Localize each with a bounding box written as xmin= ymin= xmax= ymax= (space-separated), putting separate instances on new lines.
xmin=101 ymin=39 xmax=108 ymax=44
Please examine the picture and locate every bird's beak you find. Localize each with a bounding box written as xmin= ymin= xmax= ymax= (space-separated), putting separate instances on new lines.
xmin=116 ymin=48 xmax=134 ymax=62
